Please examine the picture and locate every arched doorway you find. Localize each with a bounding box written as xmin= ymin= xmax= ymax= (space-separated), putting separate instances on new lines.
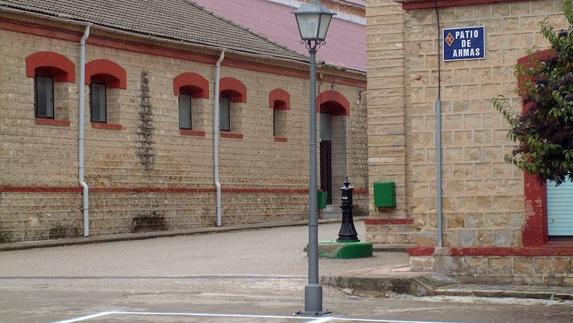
xmin=318 ymin=90 xmax=350 ymax=207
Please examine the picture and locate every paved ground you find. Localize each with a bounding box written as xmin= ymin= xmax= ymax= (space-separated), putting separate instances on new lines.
xmin=0 ymin=222 xmax=406 ymax=277
xmin=1 ymin=222 xmax=573 ymax=323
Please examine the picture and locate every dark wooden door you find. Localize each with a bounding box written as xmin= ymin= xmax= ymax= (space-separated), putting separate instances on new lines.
xmin=320 ymin=140 xmax=332 ymax=205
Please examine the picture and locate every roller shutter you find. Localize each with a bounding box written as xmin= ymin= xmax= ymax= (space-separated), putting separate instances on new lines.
xmin=547 ymin=181 xmax=573 ymax=236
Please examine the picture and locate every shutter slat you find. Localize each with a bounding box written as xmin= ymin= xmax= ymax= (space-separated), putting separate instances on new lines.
xmin=547 ymin=181 xmax=573 ymax=236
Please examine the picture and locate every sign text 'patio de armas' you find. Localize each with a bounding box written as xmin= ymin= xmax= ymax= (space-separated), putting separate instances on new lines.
xmin=443 ymin=26 xmax=486 ymax=61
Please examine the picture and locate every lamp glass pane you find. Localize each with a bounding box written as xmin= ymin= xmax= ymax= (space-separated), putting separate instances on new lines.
xmin=317 ymin=13 xmax=333 ymax=40
xmin=296 ymin=13 xmax=320 ymax=40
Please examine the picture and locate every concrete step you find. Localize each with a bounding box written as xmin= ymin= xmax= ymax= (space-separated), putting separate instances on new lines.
xmin=321 ymin=267 xmax=457 ymax=297
xmin=373 ymin=243 xmax=417 ymax=252
xmin=321 ymin=205 xmax=341 ymax=219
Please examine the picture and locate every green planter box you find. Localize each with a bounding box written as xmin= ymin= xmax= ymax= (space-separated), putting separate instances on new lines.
xmin=317 ymin=191 xmax=328 ymax=209
xmin=374 ymin=181 xmax=396 ymax=208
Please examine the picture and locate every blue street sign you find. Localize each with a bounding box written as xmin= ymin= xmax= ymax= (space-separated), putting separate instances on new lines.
xmin=443 ymin=26 xmax=485 ymax=61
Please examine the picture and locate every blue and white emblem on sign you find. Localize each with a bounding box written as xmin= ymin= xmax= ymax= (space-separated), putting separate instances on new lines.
xmin=443 ymin=26 xmax=485 ymax=61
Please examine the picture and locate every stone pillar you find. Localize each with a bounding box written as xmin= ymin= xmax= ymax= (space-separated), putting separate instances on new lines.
xmin=366 ymin=1 xmax=414 ymax=245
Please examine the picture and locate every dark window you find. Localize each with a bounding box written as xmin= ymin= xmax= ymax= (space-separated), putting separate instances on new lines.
xmin=273 ymin=108 xmax=278 ymax=137
xmin=179 ymin=94 xmax=192 ymax=129
xmin=34 ymin=75 xmax=54 ymax=118
xmin=90 ymin=82 xmax=107 ymax=123
xmin=220 ymin=96 xmax=231 ymax=132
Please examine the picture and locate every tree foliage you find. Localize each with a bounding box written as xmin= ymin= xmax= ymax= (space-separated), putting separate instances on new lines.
xmin=493 ymin=0 xmax=573 ymax=185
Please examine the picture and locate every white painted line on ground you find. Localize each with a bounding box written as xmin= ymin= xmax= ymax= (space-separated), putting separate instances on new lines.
xmin=113 ymin=311 xmax=314 ymax=320
xmin=54 ymin=310 xmax=462 ymax=323
xmin=52 ymin=311 xmax=114 ymax=323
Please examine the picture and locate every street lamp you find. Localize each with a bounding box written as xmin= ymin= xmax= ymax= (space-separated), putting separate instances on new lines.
xmin=294 ymin=0 xmax=335 ymax=317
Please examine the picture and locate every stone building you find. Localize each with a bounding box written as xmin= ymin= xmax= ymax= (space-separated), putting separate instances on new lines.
xmin=366 ymin=0 xmax=573 ymax=285
xmin=0 ymin=0 xmax=367 ymax=243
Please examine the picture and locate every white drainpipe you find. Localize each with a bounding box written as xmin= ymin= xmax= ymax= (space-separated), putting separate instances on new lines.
xmin=214 ymin=50 xmax=225 ymax=227
xmin=79 ymin=24 xmax=92 ymax=237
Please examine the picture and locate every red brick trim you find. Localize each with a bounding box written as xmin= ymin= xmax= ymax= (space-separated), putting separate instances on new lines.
xmin=517 ymin=49 xmax=555 ymax=67
xmin=408 ymin=246 xmax=573 ymax=257
xmin=220 ymin=77 xmax=247 ymax=103
xmin=2 ymin=18 xmax=366 ymax=89
xmin=180 ymin=129 xmax=206 ymax=137
xmin=173 ymin=72 xmax=209 ymax=98
xmin=523 ymin=173 xmax=548 ymax=247
xmin=354 ymin=188 xmax=368 ymax=195
xmin=0 ymin=186 xmax=82 ymax=193
xmin=449 ymin=247 xmax=573 ymax=257
xmin=0 ymin=186 xmax=307 ymax=194
xmin=85 ymin=59 xmax=127 ymax=89
xmin=274 ymin=136 xmax=288 ymax=142
xmin=0 ymin=186 xmax=372 ymax=198
xmin=91 ymin=122 xmax=123 ymax=130
xmin=223 ymin=188 xmax=308 ymax=194
xmin=220 ymin=132 xmax=243 ymax=139
xmin=25 ymin=51 xmax=75 ymax=82
xmin=269 ymin=88 xmax=290 ymax=110
xmin=35 ymin=118 xmax=71 ymax=127
xmin=517 ymin=49 xmax=556 ymax=248
xmin=408 ymin=247 xmax=435 ymax=256
xmin=90 ymin=187 xmax=216 ymax=193
xmin=364 ymin=218 xmax=414 ymax=225
xmin=400 ymin=0 xmax=525 ymax=10
xmin=321 ymin=74 xmax=366 ymax=89
xmin=318 ymin=90 xmax=350 ymax=116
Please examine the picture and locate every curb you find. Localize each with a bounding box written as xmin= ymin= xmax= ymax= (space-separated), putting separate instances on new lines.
xmin=0 ymin=217 xmax=364 ymax=252
xmin=434 ymin=284 xmax=573 ymax=301
xmin=321 ymin=272 xmax=458 ymax=297
xmin=322 ymin=272 xmax=573 ymax=300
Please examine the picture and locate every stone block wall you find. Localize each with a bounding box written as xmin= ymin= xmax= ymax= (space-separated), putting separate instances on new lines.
xmin=367 ymin=0 xmax=573 ymax=284
xmin=402 ymin=0 xmax=567 ymax=248
xmin=365 ymin=0 xmax=415 ymax=244
xmin=412 ymin=254 xmax=573 ymax=286
xmin=366 ymin=0 xmax=567 ymax=245
xmin=0 ymin=15 xmax=368 ymax=243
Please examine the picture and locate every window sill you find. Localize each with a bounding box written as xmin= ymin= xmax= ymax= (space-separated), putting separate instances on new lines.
xmin=35 ymin=118 xmax=71 ymax=127
xmin=180 ymin=129 xmax=206 ymax=137
xmin=274 ymin=136 xmax=288 ymax=142
xmin=544 ymin=240 xmax=573 ymax=248
xmin=91 ymin=122 xmax=123 ymax=130
xmin=220 ymin=132 xmax=243 ymax=139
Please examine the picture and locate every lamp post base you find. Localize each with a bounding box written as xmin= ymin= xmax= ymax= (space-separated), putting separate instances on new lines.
xmin=295 ymin=284 xmax=331 ymax=317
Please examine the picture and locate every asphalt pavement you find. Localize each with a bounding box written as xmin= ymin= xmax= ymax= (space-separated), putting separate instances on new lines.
xmin=1 ymin=222 xmax=572 ymax=323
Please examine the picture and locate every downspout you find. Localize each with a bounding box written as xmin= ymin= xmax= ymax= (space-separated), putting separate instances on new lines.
xmin=79 ymin=24 xmax=92 ymax=237
xmin=214 ymin=50 xmax=225 ymax=227
xmin=434 ymin=1 xmax=444 ymax=248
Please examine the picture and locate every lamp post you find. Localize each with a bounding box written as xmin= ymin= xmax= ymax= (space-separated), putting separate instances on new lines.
xmin=294 ymin=0 xmax=335 ymax=317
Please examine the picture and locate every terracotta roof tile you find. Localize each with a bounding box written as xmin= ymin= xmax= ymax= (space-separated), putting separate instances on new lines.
xmin=0 ymin=0 xmax=308 ymax=62
xmin=192 ymin=0 xmax=366 ymax=71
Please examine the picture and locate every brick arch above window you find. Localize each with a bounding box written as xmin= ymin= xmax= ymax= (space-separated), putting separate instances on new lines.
xmin=85 ymin=59 xmax=127 ymax=89
xmin=269 ymin=88 xmax=290 ymax=110
xmin=318 ymin=90 xmax=350 ymax=116
xmin=220 ymin=77 xmax=247 ymax=103
xmin=173 ymin=72 xmax=209 ymax=98
xmin=25 ymin=51 xmax=75 ymax=82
